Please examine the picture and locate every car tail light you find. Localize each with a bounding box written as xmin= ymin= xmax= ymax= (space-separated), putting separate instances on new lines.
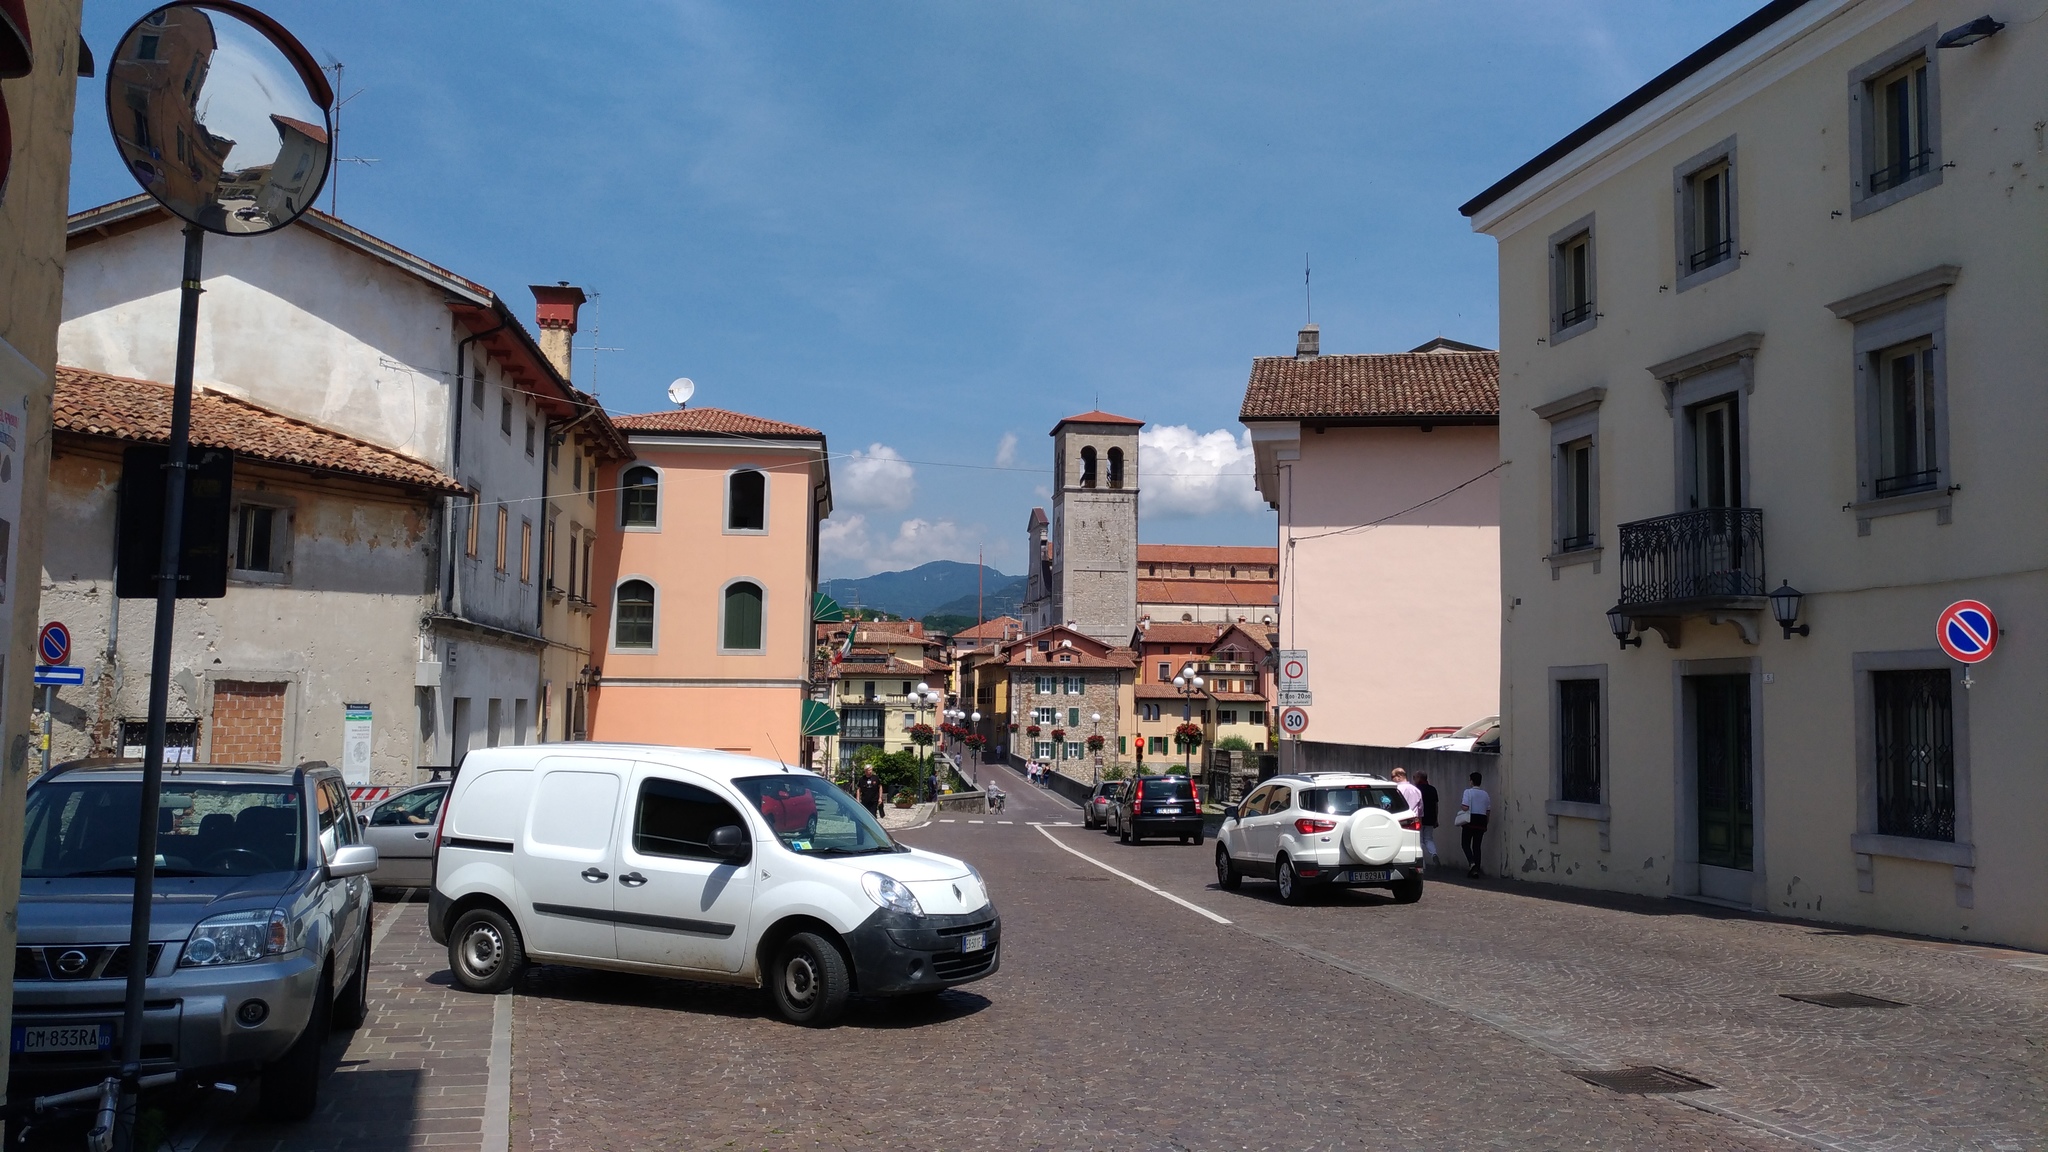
xmin=1190 ymin=780 xmax=1200 ymax=806
xmin=1400 ymin=816 xmax=1422 ymax=831
xmin=1134 ymin=781 xmax=1144 ymax=803
xmin=1294 ymin=818 xmax=1337 ymax=835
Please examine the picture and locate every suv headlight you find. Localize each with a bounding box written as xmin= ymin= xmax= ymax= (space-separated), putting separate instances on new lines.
xmin=181 ymin=909 xmax=292 ymax=967
xmin=861 ymin=872 xmax=924 ymax=916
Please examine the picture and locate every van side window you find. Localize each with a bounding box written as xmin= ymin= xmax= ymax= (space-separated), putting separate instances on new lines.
xmin=634 ymin=778 xmax=744 ymax=862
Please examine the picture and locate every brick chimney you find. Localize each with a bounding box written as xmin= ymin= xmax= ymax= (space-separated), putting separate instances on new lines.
xmin=529 ymin=283 xmax=586 ymax=380
xmin=1296 ymin=322 xmax=1320 ymax=359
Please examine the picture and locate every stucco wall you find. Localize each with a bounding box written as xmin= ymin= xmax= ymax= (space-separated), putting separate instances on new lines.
xmin=1278 ymin=425 xmax=1501 ymax=748
xmin=1486 ymin=0 xmax=2048 ymax=948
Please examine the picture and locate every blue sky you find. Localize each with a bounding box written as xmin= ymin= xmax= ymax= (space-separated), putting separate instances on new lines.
xmin=70 ymin=1 xmax=1760 ymax=578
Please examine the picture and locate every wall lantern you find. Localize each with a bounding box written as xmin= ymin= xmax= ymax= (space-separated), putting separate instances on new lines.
xmin=1770 ymin=582 xmax=1810 ymax=639
xmin=1937 ymin=16 xmax=2004 ymax=48
xmin=1606 ymin=604 xmax=1641 ymax=650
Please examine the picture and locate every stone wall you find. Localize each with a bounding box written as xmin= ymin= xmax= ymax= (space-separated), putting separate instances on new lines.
xmin=1012 ymin=667 xmax=1126 ymax=785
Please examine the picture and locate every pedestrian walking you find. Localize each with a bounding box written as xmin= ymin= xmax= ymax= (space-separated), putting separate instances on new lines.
xmin=1414 ymin=771 xmax=1441 ymax=868
xmin=926 ymin=770 xmax=940 ymax=802
xmin=857 ymin=767 xmax=884 ymax=819
xmin=1458 ymin=771 xmax=1491 ymax=877
xmin=1390 ymin=767 xmax=1422 ymax=820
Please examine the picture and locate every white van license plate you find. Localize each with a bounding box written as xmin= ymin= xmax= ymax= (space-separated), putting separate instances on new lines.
xmin=1339 ymin=869 xmax=1391 ymax=883
xmin=960 ymin=932 xmax=987 ymax=953
xmin=12 ymin=1023 xmax=113 ymax=1055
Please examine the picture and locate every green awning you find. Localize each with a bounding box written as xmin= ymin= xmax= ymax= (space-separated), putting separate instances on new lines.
xmin=801 ymin=698 xmax=840 ymax=738
xmin=813 ymin=592 xmax=846 ymax=623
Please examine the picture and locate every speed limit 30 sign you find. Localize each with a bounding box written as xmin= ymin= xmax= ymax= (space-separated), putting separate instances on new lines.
xmin=1278 ymin=706 xmax=1309 ymax=736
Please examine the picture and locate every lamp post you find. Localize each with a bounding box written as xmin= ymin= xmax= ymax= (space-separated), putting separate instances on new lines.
xmin=1171 ymin=663 xmax=1206 ymax=773
xmin=1089 ymin=711 xmax=1103 ymax=785
xmin=908 ymin=682 xmax=937 ymax=797
xmin=969 ymin=709 xmax=982 ymax=784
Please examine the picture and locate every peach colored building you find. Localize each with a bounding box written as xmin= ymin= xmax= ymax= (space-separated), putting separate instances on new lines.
xmin=586 ymin=407 xmax=831 ymax=759
xmin=1243 ymin=329 xmax=1501 ymax=756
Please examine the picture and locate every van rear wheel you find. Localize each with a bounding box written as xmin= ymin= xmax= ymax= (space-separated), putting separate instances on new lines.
xmin=770 ymin=932 xmax=850 ymax=1027
xmin=450 ymin=907 xmax=525 ymax=993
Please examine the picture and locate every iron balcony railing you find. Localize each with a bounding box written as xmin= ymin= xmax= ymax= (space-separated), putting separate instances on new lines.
xmin=1687 ymin=237 xmax=1734 ymax=272
xmin=1617 ymin=507 xmax=1766 ymax=610
xmin=1868 ymin=149 xmax=1932 ymax=194
xmin=1874 ymin=468 xmax=1940 ymax=499
xmin=1559 ymin=300 xmax=1595 ymax=328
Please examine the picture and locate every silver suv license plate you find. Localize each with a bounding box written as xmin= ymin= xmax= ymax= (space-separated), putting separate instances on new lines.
xmin=960 ymin=932 xmax=987 ymax=953
xmin=12 ymin=1023 xmax=113 ymax=1055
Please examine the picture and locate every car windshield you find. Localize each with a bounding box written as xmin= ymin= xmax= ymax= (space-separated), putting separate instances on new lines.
xmin=22 ymin=780 xmax=304 ymax=878
xmin=1132 ymin=777 xmax=1191 ymax=801
xmin=733 ymin=775 xmax=900 ymax=857
xmin=1452 ymin=716 xmax=1501 ymax=739
xmin=1302 ymin=786 xmax=1409 ymax=816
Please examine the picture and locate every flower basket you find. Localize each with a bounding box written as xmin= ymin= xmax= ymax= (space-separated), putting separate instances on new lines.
xmin=1173 ymin=721 xmax=1204 ymax=750
xmin=1007 ymin=722 xmax=1018 ymax=732
xmin=1049 ymin=728 xmax=1066 ymax=743
xmin=908 ymin=723 xmax=936 ymax=747
xmin=1025 ymin=725 xmax=1041 ymax=739
xmin=964 ymin=733 xmax=986 ymax=751
xmin=1085 ymin=734 xmax=1106 ymax=752
xmin=891 ymin=792 xmax=915 ymax=809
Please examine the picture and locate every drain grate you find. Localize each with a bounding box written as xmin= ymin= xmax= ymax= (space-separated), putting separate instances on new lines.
xmin=1781 ymin=991 xmax=1905 ymax=1009
xmin=1569 ymin=1066 xmax=1714 ymax=1094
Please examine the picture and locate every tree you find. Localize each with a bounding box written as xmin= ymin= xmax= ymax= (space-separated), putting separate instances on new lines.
xmin=1215 ymin=734 xmax=1253 ymax=752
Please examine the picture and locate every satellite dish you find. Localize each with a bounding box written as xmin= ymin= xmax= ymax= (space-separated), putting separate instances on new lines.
xmin=667 ymin=377 xmax=695 ymax=407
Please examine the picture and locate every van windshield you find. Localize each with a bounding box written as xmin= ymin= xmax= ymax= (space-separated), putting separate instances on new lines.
xmin=733 ymin=775 xmax=900 ymax=857
xmin=22 ymin=780 xmax=304 ymax=877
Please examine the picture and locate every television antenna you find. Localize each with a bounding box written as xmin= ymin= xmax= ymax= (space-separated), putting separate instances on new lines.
xmin=667 ymin=377 xmax=696 ymax=408
xmin=572 ymin=291 xmax=623 ymax=393
xmin=322 ymin=57 xmax=378 ymax=217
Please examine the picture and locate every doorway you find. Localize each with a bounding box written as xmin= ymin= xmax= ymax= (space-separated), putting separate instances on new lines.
xmin=1689 ymin=396 xmax=1742 ymax=509
xmin=1691 ymin=673 xmax=1752 ymax=901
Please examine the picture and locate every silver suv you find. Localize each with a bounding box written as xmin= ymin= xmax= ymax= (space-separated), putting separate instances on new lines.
xmin=10 ymin=761 xmax=378 ymax=1120
xmin=1214 ymin=773 xmax=1424 ymax=904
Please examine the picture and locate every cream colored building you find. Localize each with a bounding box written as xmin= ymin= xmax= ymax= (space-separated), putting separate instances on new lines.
xmin=1464 ymin=0 xmax=2045 ymax=948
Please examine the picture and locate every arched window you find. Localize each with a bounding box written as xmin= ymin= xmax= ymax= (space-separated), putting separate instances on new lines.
xmin=1079 ymin=446 xmax=1097 ymax=489
xmin=723 ymin=581 xmax=764 ymax=651
xmin=727 ymin=469 xmax=766 ymax=531
xmin=614 ymin=580 xmax=655 ymax=649
xmin=621 ymin=466 xmax=659 ymax=527
xmin=1107 ymin=446 xmax=1124 ymax=489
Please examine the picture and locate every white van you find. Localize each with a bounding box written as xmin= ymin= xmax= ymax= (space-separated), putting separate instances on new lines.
xmin=426 ymin=745 xmax=999 ymax=1026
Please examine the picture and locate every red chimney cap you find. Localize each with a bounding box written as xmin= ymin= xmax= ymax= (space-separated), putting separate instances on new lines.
xmin=530 ymin=283 xmax=587 ymax=331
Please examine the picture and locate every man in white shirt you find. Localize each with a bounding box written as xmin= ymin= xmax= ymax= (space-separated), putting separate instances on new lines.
xmin=1459 ymin=772 xmax=1491 ymax=878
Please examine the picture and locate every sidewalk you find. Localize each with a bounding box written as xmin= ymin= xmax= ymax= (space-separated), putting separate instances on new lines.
xmin=880 ymin=801 xmax=936 ymax=829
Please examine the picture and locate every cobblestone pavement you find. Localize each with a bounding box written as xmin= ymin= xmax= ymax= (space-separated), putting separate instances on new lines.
xmin=507 ymin=822 xmax=1801 ymax=1152
xmin=1041 ymin=823 xmax=2048 ymax=1152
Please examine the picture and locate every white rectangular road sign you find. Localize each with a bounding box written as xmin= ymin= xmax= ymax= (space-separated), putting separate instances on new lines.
xmin=1277 ymin=689 xmax=1313 ymax=707
xmin=1277 ymin=650 xmax=1309 ymax=693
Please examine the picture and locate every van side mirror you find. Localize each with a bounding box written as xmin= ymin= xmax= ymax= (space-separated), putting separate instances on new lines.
xmin=709 ymin=825 xmax=750 ymax=863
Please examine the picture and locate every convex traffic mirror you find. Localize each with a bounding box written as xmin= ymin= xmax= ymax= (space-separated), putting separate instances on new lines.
xmin=107 ymin=1 xmax=333 ymax=234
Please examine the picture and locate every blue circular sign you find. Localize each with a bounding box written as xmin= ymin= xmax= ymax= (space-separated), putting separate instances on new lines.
xmin=1936 ymin=600 xmax=1997 ymax=665
xmin=38 ymin=622 xmax=70 ymax=666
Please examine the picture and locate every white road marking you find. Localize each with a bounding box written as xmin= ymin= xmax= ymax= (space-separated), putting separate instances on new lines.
xmin=1033 ymin=825 xmax=1231 ymax=925
xmin=940 ymin=818 xmax=957 ymax=823
xmin=969 ymin=819 xmax=985 ymax=824
xmin=998 ymin=820 xmax=1014 ymax=824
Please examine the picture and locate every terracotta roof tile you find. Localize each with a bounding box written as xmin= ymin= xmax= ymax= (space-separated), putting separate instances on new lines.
xmin=1240 ymin=351 xmax=1499 ymax=422
xmin=55 ymin=367 xmax=462 ymax=492
xmin=951 ymin=616 xmax=1024 ymax=640
xmin=1052 ymin=409 xmax=1144 ymax=431
xmin=1136 ymin=622 xmax=1225 ymax=645
xmin=1137 ymin=579 xmax=1278 ymax=608
xmin=611 ymin=407 xmax=822 ymax=437
xmin=1136 ymin=544 xmax=1279 ymax=566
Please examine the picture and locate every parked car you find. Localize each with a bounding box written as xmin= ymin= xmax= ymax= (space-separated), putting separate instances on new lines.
xmin=1405 ymin=715 xmax=1500 ymax=754
xmin=429 ymin=745 xmax=1000 ymax=1027
xmin=357 ymin=782 xmax=448 ymax=889
xmin=1214 ymin=772 xmax=1424 ymax=904
xmin=1413 ymin=725 xmax=1460 ymax=741
xmin=10 ymin=761 xmax=378 ymax=1120
xmin=1083 ymin=780 xmax=1122 ymax=829
xmin=1112 ymin=774 xmax=1203 ymax=845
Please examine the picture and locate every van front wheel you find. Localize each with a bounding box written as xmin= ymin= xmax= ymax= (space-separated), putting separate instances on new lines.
xmin=450 ymin=907 xmax=525 ymax=994
xmin=770 ymin=932 xmax=850 ymax=1027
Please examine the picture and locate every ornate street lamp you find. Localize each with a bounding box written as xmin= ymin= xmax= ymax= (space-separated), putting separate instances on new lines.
xmin=1171 ymin=663 xmax=1206 ymax=773
xmin=1606 ymin=604 xmax=1641 ymax=650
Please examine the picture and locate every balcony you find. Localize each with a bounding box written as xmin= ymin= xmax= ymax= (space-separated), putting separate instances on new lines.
xmin=1615 ymin=507 xmax=1766 ymax=645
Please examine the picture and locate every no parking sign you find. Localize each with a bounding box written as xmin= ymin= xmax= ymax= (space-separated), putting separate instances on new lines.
xmin=1936 ymin=600 xmax=1998 ymax=665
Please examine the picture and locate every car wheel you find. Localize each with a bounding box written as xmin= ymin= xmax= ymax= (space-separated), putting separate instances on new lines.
xmin=1191 ymin=832 xmax=1204 ymax=847
xmin=771 ymin=931 xmax=851 ymax=1027
xmin=258 ymin=967 xmax=330 ymax=1121
xmin=333 ymin=928 xmax=372 ymax=1030
xmin=1215 ymin=845 xmax=1242 ymax=891
xmin=449 ymin=907 xmax=526 ymax=994
xmin=1276 ymin=856 xmax=1308 ymax=905
xmin=1391 ymin=874 xmax=1424 ymax=904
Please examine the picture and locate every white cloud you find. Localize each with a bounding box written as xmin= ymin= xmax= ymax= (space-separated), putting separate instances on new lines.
xmin=821 ymin=513 xmax=983 ymax=577
xmin=835 ymin=443 xmax=916 ymax=511
xmin=1139 ymin=425 xmax=1266 ymax=518
xmin=994 ymin=432 xmax=1019 ymax=468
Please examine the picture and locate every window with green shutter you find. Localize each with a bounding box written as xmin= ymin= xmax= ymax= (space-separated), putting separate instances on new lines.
xmin=722 ymin=581 xmax=763 ymax=651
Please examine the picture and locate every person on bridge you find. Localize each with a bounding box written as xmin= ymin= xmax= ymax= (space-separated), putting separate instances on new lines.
xmin=1391 ymin=768 xmax=1422 ymax=821
xmin=1414 ymin=771 xmax=1441 ymax=869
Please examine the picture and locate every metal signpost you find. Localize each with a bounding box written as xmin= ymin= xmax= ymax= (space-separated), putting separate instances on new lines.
xmin=34 ymin=621 xmax=71 ymax=773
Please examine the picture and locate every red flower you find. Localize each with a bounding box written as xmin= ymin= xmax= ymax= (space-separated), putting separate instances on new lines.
xmin=1049 ymin=728 xmax=1066 ymax=742
xmin=1085 ymin=734 xmax=1106 ymax=751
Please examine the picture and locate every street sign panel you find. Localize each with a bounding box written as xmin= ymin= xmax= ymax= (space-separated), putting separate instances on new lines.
xmin=1278 ymin=650 xmax=1309 ymax=693
xmin=1278 ymin=706 xmax=1309 ymax=736
xmin=1937 ymin=600 xmax=1997 ymax=664
xmin=1277 ymin=689 xmax=1313 ymax=707
xmin=38 ymin=622 xmax=70 ymax=666
xmin=33 ymin=666 xmax=84 ymax=686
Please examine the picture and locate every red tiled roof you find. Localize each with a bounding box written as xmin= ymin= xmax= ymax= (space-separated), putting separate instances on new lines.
xmin=1136 ymin=622 xmax=1225 ymax=645
xmin=1138 ymin=579 xmax=1279 ymax=608
xmin=611 ymin=407 xmax=822 ymax=437
xmin=1240 ymin=351 xmax=1499 ymax=422
xmin=54 ymin=367 xmax=462 ymax=493
xmin=952 ymin=616 xmax=1023 ymax=640
xmin=1136 ymin=544 xmax=1279 ymax=566
xmin=1052 ymin=410 xmax=1144 ymax=431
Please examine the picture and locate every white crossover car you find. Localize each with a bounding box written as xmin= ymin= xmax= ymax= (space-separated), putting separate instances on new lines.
xmin=1214 ymin=773 xmax=1424 ymax=904
xmin=429 ymin=745 xmax=998 ymax=1027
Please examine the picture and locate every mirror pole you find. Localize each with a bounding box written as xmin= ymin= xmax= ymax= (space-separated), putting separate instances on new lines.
xmin=115 ymin=222 xmax=206 ymax=1152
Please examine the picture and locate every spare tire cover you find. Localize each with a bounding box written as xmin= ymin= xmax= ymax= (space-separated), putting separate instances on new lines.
xmin=1345 ymin=808 xmax=1401 ymax=866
